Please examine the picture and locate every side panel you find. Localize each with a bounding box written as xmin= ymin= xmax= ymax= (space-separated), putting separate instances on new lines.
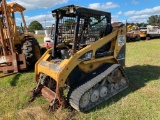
xmin=114 ymin=27 xmax=126 ymax=67
xmin=116 ymin=45 xmax=126 ymax=67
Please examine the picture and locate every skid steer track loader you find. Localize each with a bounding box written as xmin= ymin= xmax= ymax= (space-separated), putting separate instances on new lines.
xmin=0 ymin=0 xmax=41 ymax=77
xmin=31 ymin=5 xmax=128 ymax=112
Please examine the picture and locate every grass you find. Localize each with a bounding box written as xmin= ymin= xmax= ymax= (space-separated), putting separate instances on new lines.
xmin=34 ymin=34 xmax=45 ymax=44
xmin=36 ymin=37 xmax=44 ymax=44
xmin=0 ymin=39 xmax=160 ymax=120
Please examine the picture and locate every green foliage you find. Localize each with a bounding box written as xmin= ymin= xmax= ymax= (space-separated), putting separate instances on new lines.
xmin=36 ymin=37 xmax=44 ymax=44
xmin=137 ymin=23 xmax=148 ymax=27
xmin=28 ymin=21 xmax=43 ymax=32
xmin=147 ymin=15 xmax=160 ymax=25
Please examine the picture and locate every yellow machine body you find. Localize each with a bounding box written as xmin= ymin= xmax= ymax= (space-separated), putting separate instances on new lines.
xmin=32 ymin=5 xmax=128 ymax=112
xmin=35 ymin=27 xmax=126 ymax=87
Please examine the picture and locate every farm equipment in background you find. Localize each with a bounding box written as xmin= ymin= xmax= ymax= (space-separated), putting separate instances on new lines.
xmin=43 ymin=25 xmax=54 ymax=49
xmin=126 ymin=25 xmax=140 ymax=41
xmin=127 ymin=25 xmax=138 ymax=32
xmin=30 ymin=5 xmax=128 ymax=113
xmin=131 ymin=25 xmax=138 ymax=31
xmin=44 ymin=31 xmax=53 ymax=49
xmin=146 ymin=25 xmax=160 ymax=40
xmin=0 ymin=0 xmax=41 ymax=77
xmin=127 ymin=25 xmax=132 ymax=32
xmin=126 ymin=31 xmax=140 ymax=42
xmin=138 ymin=27 xmax=147 ymax=39
xmin=127 ymin=26 xmax=147 ymax=40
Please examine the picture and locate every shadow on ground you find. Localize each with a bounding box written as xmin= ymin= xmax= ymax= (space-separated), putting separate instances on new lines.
xmin=10 ymin=69 xmax=34 ymax=86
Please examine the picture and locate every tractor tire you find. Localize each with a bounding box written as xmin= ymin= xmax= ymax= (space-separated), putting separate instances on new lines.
xmin=22 ymin=38 xmax=41 ymax=68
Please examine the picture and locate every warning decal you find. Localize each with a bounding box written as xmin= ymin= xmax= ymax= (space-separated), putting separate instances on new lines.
xmin=118 ymin=35 xmax=125 ymax=46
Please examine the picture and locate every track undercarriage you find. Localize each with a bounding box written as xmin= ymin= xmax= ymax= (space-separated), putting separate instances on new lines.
xmin=68 ymin=64 xmax=128 ymax=112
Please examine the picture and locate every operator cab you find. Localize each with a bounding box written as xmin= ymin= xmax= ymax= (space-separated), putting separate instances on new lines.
xmin=51 ymin=5 xmax=112 ymax=59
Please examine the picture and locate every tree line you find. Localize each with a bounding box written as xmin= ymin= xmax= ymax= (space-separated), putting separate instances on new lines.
xmin=24 ymin=15 xmax=160 ymax=32
xmin=127 ymin=15 xmax=160 ymax=27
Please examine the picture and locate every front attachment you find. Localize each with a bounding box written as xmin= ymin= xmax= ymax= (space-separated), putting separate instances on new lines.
xmin=29 ymin=73 xmax=65 ymax=113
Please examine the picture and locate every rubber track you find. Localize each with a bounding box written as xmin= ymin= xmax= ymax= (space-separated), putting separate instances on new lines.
xmin=69 ymin=64 xmax=129 ymax=112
